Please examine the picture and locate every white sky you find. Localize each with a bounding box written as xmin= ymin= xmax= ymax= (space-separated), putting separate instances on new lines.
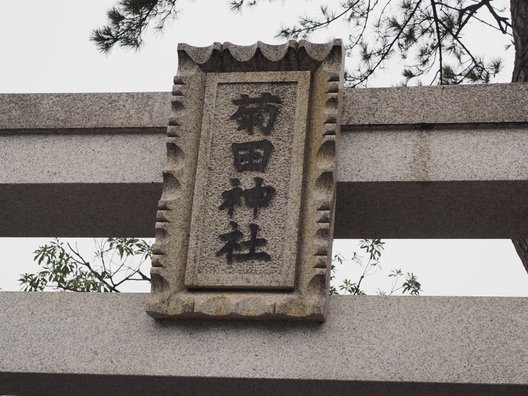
xmin=0 ymin=0 xmax=526 ymax=296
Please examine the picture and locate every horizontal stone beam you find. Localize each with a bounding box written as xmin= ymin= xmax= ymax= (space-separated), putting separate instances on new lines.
xmin=338 ymin=83 xmax=528 ymax=238
xmin=0 ymin=292 xmax=526 ymax=395
xmin=4 ymin=84 xmax=526 ymax=132
xmin=1 ymin=84 xmax=528 ymax=237
xmin=342 ymin=82 xmax=528 ymax=126
xmin=0 ymin=93 xmax=168 ymax=237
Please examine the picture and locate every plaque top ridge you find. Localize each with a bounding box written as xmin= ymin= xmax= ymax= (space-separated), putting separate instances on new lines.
xmin=177 ymin=39 xmax=342 ymax=64
xmin=175 ymin=39 xmax=343 ymax=73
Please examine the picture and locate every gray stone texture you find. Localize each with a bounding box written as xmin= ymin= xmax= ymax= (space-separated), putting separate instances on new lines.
xmin=3 ymin=83 xmax=526 ymax=132
xmin=148 ymin=41 xmax=343 ymax=321
xmin=339 ymin=126 xmax=528 ymax=183
xmin=0 ymin=133 xmax=165 ymax=184
xmin=1 ymin=83 xmax=528 ymax=393
xmin=0 ymin=91 xmax=169 ymax=229
xmin=0 ymin=183 xmax=162 ymax=237
xmin=335 ymin=82 xmax=528 ymax=238
xmin=0 ymin=92 xmax=171 ymax=131
xmin=0 ymin=292 xmax=527 ymax=395
xmin=0 ymin=92 xmax=169 ymax=237
xmin=343 ymin=82 xmax=528 ymax=126
xmin=185 ymin=74 xmax=310 ymax=290
xmin=1 ymin=83 xmax=528 ymax=237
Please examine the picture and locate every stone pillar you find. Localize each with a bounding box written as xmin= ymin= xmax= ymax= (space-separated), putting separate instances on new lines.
xmin=147 ymin=40 xmax=343 ymax=321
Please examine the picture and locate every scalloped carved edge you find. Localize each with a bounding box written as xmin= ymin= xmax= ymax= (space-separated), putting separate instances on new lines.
xmin=179 ymin=40 xmax=339 ymax=64
xmin=310 ymin=70 xmax=341 ymax=292
xmin=147 ymin=40 xmax=343 ymax=322
xmin=146 ymin=293 xmax=326 ymax=321
xmin=177 ymin=39 xmax=342 ymax=73
xmin=149 ymin=49 xmax=206 ymax=297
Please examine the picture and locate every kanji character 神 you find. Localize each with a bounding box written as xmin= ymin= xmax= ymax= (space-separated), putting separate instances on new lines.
xmin=218 ymin=178 xmax=243 ymax=217
xmin=243 ymin=177 xmax=276 ymax=219
xmin=219 ymin=177 xmax=275 ymax=218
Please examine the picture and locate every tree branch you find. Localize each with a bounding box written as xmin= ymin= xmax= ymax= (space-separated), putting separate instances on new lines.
xmin=67 ymin=243 xmax=119 ymax=292
xmin=353 ymin=0 xmax=423 ymax=87
xmin=279 ymin=1 xmax=361 ymax=39
xmin=431 ymin=0 xmax=443 ymax=84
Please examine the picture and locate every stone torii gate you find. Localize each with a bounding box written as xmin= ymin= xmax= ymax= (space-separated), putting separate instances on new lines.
xmin=1 ymin=40 xmax=528 ymax=395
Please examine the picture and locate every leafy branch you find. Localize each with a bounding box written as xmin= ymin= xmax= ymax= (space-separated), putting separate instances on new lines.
xmin=19 ymin=238 xmax=151 ymax=292
xmin=330 ymin=239 xmax=422 ymax=296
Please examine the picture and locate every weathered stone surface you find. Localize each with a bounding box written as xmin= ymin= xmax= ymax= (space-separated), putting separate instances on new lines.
xmin=147 ymin=41 xmax=344 ymax=321
xmin=0 ymin=92 xmax=171 ymax=131
xmin=2 ymin=83 xmax=528 ymax=238
xmin=2 ymin=292 xmax=528 ymax=395
xmin=339 ymin=126 xmax=528 ymax=183
xmin=342 ymin=82 xmax=528 ymax=127
xmin=185 ymin=72 xmax=310 ymax=290
xmin=0 ymin=92 xmax=169 ymax=237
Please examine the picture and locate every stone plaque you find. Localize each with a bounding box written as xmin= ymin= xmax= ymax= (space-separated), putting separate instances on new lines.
xmin=185 ymin=72 xmax=310 ymax=290
xmin=147 ymin=40 xmax=343 ymax=321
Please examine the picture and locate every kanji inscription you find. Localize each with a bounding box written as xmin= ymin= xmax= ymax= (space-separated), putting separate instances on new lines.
xmin=185 ymin=74 xmax=309 ymax=289
xmin=230 ymin=92 xmax=281 ymax=134
xmin=147 ymin=40 xmax=343 ymax=321
xmin=231 ymin=139 xmax=273 ymax=172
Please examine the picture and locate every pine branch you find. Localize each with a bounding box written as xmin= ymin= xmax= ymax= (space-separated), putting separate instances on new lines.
xmin=278 ymin=1 xmax=361 ymax=39
xmin=353 ymin=0 xmax=424 ymax=86
xmin=91 ymin=0 xmax=179 ymax=53
xmin=430 ymin=0 xmax=443 ymax=84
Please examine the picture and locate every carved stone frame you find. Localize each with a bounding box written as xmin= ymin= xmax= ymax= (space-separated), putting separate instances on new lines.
xmin=147 ymin=40 xmax=343 ymax=321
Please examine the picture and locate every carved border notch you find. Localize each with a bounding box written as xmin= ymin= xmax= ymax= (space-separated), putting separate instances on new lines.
xmin=147 ymin=40 xmax=344 ymax=321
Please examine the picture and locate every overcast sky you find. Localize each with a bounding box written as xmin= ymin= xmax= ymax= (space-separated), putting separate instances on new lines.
xmin=1 ymin=0 xmax=526 ymax=296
